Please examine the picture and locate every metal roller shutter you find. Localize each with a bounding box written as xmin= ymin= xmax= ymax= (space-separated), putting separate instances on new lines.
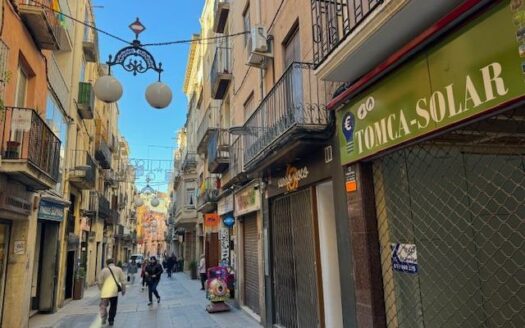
xmin=243 ymin=213 xmax=260 ymax=314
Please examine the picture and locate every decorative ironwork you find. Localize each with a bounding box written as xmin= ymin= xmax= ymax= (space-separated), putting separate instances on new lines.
xmin=105 ymin=19 xmax=163 ymax=81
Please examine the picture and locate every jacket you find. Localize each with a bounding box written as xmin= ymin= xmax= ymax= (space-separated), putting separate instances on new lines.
xmin=145 ymin=262 xmax=163 ymax=282
xmin=98 ymin=264 xmax=126 ymax=298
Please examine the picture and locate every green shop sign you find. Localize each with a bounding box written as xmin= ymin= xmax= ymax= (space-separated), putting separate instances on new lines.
xmin=337 ymin=1 xmax=525 ymax=165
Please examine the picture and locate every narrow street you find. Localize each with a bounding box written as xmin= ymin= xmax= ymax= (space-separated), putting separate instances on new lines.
xmin=29 ymin=272 xmax=260 ymax=328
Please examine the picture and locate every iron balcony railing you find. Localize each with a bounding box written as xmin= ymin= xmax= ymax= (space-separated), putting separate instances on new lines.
xmin=48 ymin=53 xmax=69 ymax=110
xmin=243 ymin=62 xmax=336 ymax=170
xmin=68 ymin=150 xmax=96 ymax=189
xmin=197 ymin=106 xmax=219 ymax=153
xmin=211 ymin=45 xmax=232 ymax=99
xmin=77 ymin=82 xmax=95 ymax=119
xmin=181 ymin=151 xmax=197 ymax=171
xmin=208 ymin=129 xmax=229 ymax=173
xmin=98 ymin=193 xmax=111 ymax=219
xmin=229 ymin=136 xmax=244 ymax=181
xmin=198 ymin=176 xmax=220 ymax=208
xmin=0 ymin=106 xmax=61 ymax=180
xmin=311 ymin=0 xmax=383 ymax=67
xmin=18 ymin=0 xmax=70 ymax=50
xmin=81 ymin=190 xmax=98 ymax=216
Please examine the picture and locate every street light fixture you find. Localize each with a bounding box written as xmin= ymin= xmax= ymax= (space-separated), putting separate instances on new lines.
xmin=93 ymin=18 xmax=173 ymax=109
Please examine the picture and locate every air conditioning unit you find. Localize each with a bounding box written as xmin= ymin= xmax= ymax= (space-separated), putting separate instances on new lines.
xmin=247 ymin=26 xmax=273 ymax=67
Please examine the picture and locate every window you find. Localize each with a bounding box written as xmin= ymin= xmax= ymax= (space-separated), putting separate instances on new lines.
xmin=243 ymin=3 xmax=251 ymax=46
xmin=186 ymin=188 xmax=195 ymax=207
xmin=79 ymin=57 xmax=86 ymax=82
xmin=46 ymin=95 xmax=68 ymax=194
xmin=15 ymin=65 xmax=28 ymax=107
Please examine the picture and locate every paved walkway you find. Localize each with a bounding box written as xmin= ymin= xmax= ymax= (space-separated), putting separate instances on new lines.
xmin=29 ymin=272 xmax=261 ymax=328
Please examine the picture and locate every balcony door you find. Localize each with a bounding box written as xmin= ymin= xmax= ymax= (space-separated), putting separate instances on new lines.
xmin=9 ymin=65 xmax=29 ymax=155
xmin=283 ymin=28 xmax=303 ymax=124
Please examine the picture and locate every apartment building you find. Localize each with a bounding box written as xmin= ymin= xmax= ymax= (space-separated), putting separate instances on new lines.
xmin=315 ymin=0 xmax=525 ymax=327
xmin=0 ymin=0 xmax=135 ymax=325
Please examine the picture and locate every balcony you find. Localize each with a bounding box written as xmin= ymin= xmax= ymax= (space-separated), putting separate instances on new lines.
xmin=48 ymin=54 xmax=69 ymax=110
xmin=80 ymin=191 xmax=98 ymax=217
xmin=311 ymin=0 xmax=462 ymax=81
xmin=95 ymin=122 xmax=111 ymax=169
xmin=68 ymin=150 xmax=96 ymax=190
xmin=0 ymin=106 xmax=61 ymax=190
xmin=82 ymin=26 xmax=98 ymax=62
xmin=181 ymin=151 xmax=197 ymax=171
xmin=223 ymin=136 xmax=246 ymax=189
xmin=196 ymin=106 xmax=219 ymax=154
xmin=98 ymin=193 xmax=110 ymax=220
xmin=77 ymin=82 xmax=95 ymax=119
xmin=17 ymin=0 xmax=71 ymax=51
xmin=242 ymin=62 xmax=335 ymax=171
xmin=208 ymin=129 xmax=229 ymax=174
xmin=213 ymin=0 xmax=230 ymax=33
xmin=211 ymin=46 xmax=232 ymax=100
xmin=197 ymin=176 xmax=220 ymax=213
xmin=108 ymin=209 xmax=119 ymax=225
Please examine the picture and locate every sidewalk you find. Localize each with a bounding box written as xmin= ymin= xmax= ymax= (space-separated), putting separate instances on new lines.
xmin=29 ymin=272 xmax=261 ymax=328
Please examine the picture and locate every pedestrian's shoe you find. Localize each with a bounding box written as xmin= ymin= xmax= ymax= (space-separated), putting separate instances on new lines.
xmin=157 ymin=297 xmax=161 ymax=303
xmin=101 ymin=317 xmax=107 ymax=325
xmin=108 ymin=322 xmax=114 ymax=326
xmin=147 ymin=301 xmax=152 ymax=306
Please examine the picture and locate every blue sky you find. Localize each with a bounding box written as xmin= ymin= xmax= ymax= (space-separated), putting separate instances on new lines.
xmin=94 ymin=1 xmax=204 ymax=192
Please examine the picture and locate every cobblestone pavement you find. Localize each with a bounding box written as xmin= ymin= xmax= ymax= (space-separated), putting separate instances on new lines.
xmin=29 ymin=272 xmax=261 ymax=328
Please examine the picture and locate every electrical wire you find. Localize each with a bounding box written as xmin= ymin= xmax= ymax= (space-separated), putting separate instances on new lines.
xmin=28 ymin=0 xmax=249 ymax=47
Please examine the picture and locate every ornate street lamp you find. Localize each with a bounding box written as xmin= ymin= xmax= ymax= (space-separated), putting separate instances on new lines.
xmin=93 ymin=18 xmax=173 ymax=109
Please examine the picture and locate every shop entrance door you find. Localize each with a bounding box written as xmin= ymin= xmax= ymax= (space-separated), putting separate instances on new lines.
xmin=0 ymin=223 xmax=10 ymax=325
xmin=37 ymin=221 xmax=59 ymax=312
xmin=243 ymin=213 xmax=259 ymax=314
xmin=64 ymin=251 xmax=75 ymax=299
xmin=270 ymin=188 xmax=320 ymax=328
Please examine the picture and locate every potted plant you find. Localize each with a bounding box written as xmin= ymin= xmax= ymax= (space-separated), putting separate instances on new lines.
xmin=73 ymin=267 xmax=86 ymax=300
xmin=189 ymin=260 xmax=198 ymax=280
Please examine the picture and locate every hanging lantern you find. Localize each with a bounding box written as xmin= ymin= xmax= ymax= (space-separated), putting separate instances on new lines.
xmin=150 ymin=197 xmax=160 ymax=207
xmin=134 ymin=196 xmax=144 ymax=207
xmin=93 ymin=75 xmax=123 ymax=103
xmin=145 ymin=82 xmax=172 ymax=109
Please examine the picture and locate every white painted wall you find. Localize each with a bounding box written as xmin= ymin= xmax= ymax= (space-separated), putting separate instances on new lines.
xmin=316 ymin=181 xmax=344 ymax=328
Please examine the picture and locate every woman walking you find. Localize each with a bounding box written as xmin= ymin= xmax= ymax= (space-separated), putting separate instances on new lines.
xmin=140 ymin=258 xmax=149 ymax=291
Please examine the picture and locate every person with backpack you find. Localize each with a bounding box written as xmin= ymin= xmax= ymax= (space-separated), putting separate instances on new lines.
xmin=98 ymin=259 xmax=126 ymax=326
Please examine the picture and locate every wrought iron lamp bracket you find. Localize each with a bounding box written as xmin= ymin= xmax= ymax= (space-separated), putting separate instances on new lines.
xmin=106 ymin=39 xmax=163 ymax=81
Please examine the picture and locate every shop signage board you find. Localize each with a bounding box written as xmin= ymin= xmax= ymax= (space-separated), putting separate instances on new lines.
xmin=234 ymin=183 xmax=260 ymax=217
xmin=337 ymin=1 xmax=525 ymax=165
xmin=0 ymin=192 xmax=31 ymax=216
xmin=391 ymin=243 xmax=418 ymax=274
xmin=217 ymin=194 xmax=234 ymax=216
xmin=277 ymin=165 xmax=309 ymax=192
xmin=38 ymin=200 xmax=65 ymax=222
xmin=204 ymin=213 xmax=220 ymax=227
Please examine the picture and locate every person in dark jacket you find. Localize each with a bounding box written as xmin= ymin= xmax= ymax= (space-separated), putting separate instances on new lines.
xmin=166 ymin=254 xmax=176 ymax=278
xmin=144 ymin=256 xmax=163 ymax=305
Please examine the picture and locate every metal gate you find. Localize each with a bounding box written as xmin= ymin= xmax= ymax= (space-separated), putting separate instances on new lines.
xmin=373 ymin=107 xmax=525 ymax=327
xmin=243 ymin=213 xmax=260 ymax=314
xmin=271 ymin=188 xmax=320 ymax=328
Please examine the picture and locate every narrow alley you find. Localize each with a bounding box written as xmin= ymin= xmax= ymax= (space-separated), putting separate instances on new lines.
xmin=29 ymin=273 xmax=260 ymax=328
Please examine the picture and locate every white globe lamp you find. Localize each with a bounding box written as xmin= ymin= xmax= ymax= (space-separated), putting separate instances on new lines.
xmin=150 ymin=197 xmax=160 ymax=207
xmin=145 ymin=82 xmax=172 ymax=109
xmin=94 ymin=75 xmax=123 ymax=103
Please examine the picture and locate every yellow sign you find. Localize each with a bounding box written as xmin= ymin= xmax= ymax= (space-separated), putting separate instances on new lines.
xmin=277 ymin=165 xmax=309 ymax=192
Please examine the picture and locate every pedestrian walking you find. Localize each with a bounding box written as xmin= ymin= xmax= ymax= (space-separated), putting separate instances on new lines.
xmin=141 ymin=258 xmax=149 ymax=291
xmin=97 ymin=259 xmax=126 ymax=326
xmin=199 ymin=254 xmax=207 ymax=290
xmin=127 ymin=259 xmax=138 ymax=284
xmin=145 ymin=256 xmax=163 ymax=305
xmin=166 ymin=254 xmax=176 ymax=278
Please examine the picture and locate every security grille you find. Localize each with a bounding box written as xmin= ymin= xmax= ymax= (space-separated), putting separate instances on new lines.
xmin=271 ymin=188 xmax=320 ymax=328
xmin=373 ymin=107 xmax=525 ymax=327
xmin=243 ymin=213 xmax=260 ymax=314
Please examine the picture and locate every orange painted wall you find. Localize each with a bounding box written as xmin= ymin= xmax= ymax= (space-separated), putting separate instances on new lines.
xmin=1 ymin=0 xmax=48 ymax=113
